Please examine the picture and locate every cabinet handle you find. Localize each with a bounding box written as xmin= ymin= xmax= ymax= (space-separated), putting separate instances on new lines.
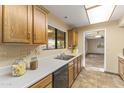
xmin=27 ymin=32 xmax=30 ymax=40
xmin=10 ymin=25 xmax=14 ymax=38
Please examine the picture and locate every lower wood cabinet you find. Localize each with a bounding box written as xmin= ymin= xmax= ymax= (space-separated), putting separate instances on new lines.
xmin=77 ymin=56 xmax=81 ymax=73
xmin=30 ymin=55 xmax=82 ymax=88
xmin=30 ymin=74 xmax=52 ymax=88
xmin=118 ymin=57 xmax=124 ymax=80
xmin=68 ymin=61 xmax=74 ymax=87
xmin=74 ymin=58 xmax=78 ymax=79
xmin=45 ymin=83 xmax=52 ymax=88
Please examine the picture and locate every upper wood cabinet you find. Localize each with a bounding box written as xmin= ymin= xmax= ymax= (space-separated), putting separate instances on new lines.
xmin=68 ymin=29 xmax=78 ymax=48
xmin=2 ymin=5 xmax=32 ymax=43
xmin=0 ymin=5 xmax=48 ymax=44
xmin=33 ymin=6 xmax=48 ymax=44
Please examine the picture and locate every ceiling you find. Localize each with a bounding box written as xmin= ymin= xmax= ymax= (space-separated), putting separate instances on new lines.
xmin=85 ymin=30 xmax=104 ymax=39
xmin=44 ymin=5 xmax=124 ymax=27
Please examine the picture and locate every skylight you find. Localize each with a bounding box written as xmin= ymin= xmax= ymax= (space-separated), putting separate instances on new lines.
xmin=85 ymin=5 xmax=115 ymax=24
xmin=85 ymin=5 xmax=100 ymax=10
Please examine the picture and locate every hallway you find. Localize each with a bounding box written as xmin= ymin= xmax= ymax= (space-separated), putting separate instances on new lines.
xmin=85 ymin=54 xmax=104 ymax=68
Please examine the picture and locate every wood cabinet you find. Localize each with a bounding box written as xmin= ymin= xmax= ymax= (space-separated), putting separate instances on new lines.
xmin=30 ymin=55 xmax=82 ymax=88
xmin=118 ymin=57 xmax=124 ymax=80
xmin=74 ymin=58 xmax=78 ymax=79
xmin=68 ymin=61 xmax=74 ymax=87
xmin=77 ymin=57 xmax=81 ymax=74
xmin=2 ymin=5 xmax=32 ymax=43
xmin=68 ymin=55 xmax=82 ymax=87
xmin=68 ymin=29 xmax=78 ymax=48
xmin=0 ymin=5 xmax=48 ymax=44
xmin=30 ymin=74 xmax=52 ymax=88
xmin=0 ymin=5 xmax=2 ymax=43
xmin=33 ymin=6 xmax=48 ymax=44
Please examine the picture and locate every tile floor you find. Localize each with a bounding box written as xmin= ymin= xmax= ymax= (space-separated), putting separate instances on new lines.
xmin=72 ymin=68 xmax=124 ymax=88
xmin=85 ymin=54 xmax=104 ymax=68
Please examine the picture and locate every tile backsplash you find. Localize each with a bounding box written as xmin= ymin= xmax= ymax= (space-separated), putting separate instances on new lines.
xmin=0 ymin=45 xmax=67 ymax=67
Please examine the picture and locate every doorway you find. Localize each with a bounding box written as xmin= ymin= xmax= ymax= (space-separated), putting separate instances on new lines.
xmin=83 ymin=29 xmax=106 ymax=72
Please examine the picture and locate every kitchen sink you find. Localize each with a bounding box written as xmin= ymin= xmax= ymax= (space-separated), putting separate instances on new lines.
xmin=55 ymin=55 xmax=75 ymax=60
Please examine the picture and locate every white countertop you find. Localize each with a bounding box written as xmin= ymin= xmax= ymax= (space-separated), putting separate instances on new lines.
xmin=0 ymin=53 xmax=82 ymax=88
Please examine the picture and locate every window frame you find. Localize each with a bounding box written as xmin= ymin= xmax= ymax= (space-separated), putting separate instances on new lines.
xmin=46 ymin=25 xmax=66 ymax=50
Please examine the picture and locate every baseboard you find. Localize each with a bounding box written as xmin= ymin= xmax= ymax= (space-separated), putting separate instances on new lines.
xmin=87 ymin=53 xmax=104 ymax=55
xmin=104 ymin=71 xmax=119 ymax=76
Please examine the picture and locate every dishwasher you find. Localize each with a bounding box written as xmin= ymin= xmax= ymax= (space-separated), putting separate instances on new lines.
xmin=53 ymin=64 xmax=68 ymax=88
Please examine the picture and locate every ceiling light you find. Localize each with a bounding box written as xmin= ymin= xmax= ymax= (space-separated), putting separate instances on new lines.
xmin=85 ymin=5 xmax=115 ymax=24
xmin=95 ymin=35 xmax=102 ymax=38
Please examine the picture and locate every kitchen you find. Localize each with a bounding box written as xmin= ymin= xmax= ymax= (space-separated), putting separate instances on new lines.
xmin=0 ymin=5 xmax=124 ymax=88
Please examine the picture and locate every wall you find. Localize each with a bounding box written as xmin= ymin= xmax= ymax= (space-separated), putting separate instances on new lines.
xmin=77 ymin=20 xmax=124 ymax=73
xmin=0 ymin=13 xmax=70 ymax=67
xmin=85 ymin=39 xmax=88 ymax=54
xmin=87 ymin=38 xmax=104 ymax=54
xmin=48 ymin=13 xmax=70 ymax=31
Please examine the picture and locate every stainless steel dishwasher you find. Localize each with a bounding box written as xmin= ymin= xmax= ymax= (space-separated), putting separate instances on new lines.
xmin=53 ymin=64 xmax=68 ymax=88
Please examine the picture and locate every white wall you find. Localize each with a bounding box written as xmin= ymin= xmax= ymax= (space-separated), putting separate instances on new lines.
xmin=85 ymin=39 xmax=88 ymax=54
xmin=87 ymin=38 xmax=104 ymax=54
xmin=77 ymin=20 xmax=124 ymax=73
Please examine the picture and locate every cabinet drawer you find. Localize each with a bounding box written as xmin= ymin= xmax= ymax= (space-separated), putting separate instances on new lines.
xmin=31 ymin=74 xmax=52 ymax=88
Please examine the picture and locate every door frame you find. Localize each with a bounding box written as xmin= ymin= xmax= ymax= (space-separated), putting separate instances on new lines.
xmin=83 ymin=29 xmax=107 ymax=71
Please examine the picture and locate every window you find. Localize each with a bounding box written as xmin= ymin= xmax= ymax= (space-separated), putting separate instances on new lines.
xmin=46 ymin=25 xmax=66 ymax=49
xmin=47 ymin=26 xmax=56 ymax=49
xmin=57 ymin=30 xmax=66 ymax=49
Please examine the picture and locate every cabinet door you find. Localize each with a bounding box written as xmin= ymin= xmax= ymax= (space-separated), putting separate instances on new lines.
xmin=3 ymin=5 xmax=31 ymax=43
xmin=78 ymin=56 xmax=82 ymax=73
xmin=68 ymin=30 xmax=78 ymax=48
xmin=33 ymin=6 xmax=48 ymax=44
xmin=31 ymin=74 xmax=52 ymax=88
xmin=68 ymin=64 xmax=74 ymax=87
xmin=77 ymin=59 xmax=81 ymax=74
xmin=118 ymin=60 xmax=124 ymax=80
xmin=74 ymin=59 xmax=78 ymax=79
xmin=0 ymin=5 xmax=2 ymax=43
xmin=68 ymin=31 xmax=73 ymax=48
xmin=75 ymin=31 xmax=78 ymax=46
